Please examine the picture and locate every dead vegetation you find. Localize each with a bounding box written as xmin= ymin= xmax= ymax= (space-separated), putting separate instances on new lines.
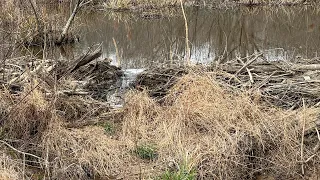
xmin=3 ymin=1 xmax=320 ymax=179
xmin=216 ymin=53 xmax=320 ymax=109
xmin=1 ymin=53 xmax=320 ymax=179
xmin=0 ymin=151 xmax=23 ymax=180
xmin=102 ymin=0 xmax=312 ymax=11
xmin=134 ymin=65 xmax=189 ymax=98
xmin=127 ymin=73 xmax=320 ymax=179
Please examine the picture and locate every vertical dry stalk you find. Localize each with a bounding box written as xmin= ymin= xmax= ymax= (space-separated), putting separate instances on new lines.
xmin=180 ymin=0 xmax=190 ymax=65
xmin=22 ymin=154 xmax=25 ymax=180
xmin=113 ymin=37 xmax=121 ymax=65
xmin=300 ymin=98 xmax=306 ymax=175
xmin=43 ymin=26 xmax=47 ymax=60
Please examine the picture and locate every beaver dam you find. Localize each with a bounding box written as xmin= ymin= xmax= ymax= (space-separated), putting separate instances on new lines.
xmin=2 ymin=0 xmax=320 ymax=179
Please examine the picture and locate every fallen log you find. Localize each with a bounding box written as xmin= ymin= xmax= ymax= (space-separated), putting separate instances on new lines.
xmin=291 ymin=64 xmax=320 ymax=71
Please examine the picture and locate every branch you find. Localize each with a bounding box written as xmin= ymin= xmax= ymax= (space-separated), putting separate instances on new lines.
xmin=70 ymin=44 xmax=102 ymax=73
xmin=0 ymin=140 xmax=45 ymax=162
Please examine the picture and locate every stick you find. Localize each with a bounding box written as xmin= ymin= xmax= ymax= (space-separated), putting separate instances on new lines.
xmin=313 ymin=126 xmax=320 ymax=153
xmin=69 ymin=44 xmax=102 ymax=73
xmin=235 ymin=53 xmax=262 ymax=76
xmin=237 ymin=57 xmax=254 ymax=84
xmin=56 ymin=0 xmax=90 ymax=45
xmin=247 ymin=68 xmax=254 ymax=83
xmin=292 ymin=64 xmax=320 ymax=71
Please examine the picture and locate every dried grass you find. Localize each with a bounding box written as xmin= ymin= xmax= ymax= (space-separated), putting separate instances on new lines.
xmin=0 ymin=152 xmax=23 ymax=180
xmin=41 ymin=122 xmax=140 ymax=179
xmin=121 ymin=73 xmax=320 ymax=179
xmin=3 ymin=81 xmax=53 ymax=143
xmin=0 ymin=73 xmax=319 ymax=179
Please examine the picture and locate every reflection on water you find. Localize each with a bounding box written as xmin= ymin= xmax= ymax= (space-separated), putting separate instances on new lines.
xmin=67 ymin=7 xmax=320 ymax=69
xmin=5 ymin=6 xmax=320 ymax=69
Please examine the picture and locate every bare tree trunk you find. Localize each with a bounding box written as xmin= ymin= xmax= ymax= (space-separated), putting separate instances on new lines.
xmin=56 ymin=0 xmax=82 ymax=45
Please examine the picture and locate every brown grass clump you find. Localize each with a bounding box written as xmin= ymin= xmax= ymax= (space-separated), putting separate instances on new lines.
xmin=3 ymin=82 xmax=53 ymax=143
xmin=121 ymin=74 xmax=320 ymax=179
xmin=54 ymin=95 xmax=110 ymax=125
xmin=41 ymin=122 xmax=133 ymax=179
xmin=0 ymin=152 xmax=23 ymax=180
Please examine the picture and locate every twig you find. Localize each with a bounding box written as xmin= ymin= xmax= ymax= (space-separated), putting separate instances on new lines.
xmin=79 ymin=0 xmax=92 ymax=7
xmin=235 ymin=53 xmax=262 ymax=76
xmin=313 ymin=126 xmax=320 ymax=153
xmin=304 ymin=154 xmax=316 ymax=163
xmin=0 ymin=140 xmax=45 ymax=162
xmin=237 ymin=57 xmax=254 ymax=84
xmin=253 ymin=71 xmax=277 ymax=90
xmin=247 ymin=68 xmax=254 ymax=83
xmin=69 ymin=44 xmax=102 ymax=73
xmin=57 ymin=0 xmax=87 ymax=45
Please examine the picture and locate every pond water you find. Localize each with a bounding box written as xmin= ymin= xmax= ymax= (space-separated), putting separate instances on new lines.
xmin=64 ymin=6 xmax=320 ymax=69
xmin=3 ymin=5 xmax=320 ymax=86
xmin=25 ymin=5 xmax=317 ymax=98
xmin=3 ymin=5 xmax=320 ymax=105
xmin=2 ymin=6 xmax=320 ymax=69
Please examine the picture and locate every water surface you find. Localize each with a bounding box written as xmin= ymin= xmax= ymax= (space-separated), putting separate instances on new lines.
xmin=67 ymin=7 xmax=320 ymax=69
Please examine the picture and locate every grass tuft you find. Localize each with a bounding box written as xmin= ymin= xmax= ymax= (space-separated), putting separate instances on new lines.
xmin=134 ymin=144 xmax=158 ymax=160
xmin=0 ymin=151 xmax=23 ymax=180
xmin=103 ymin=122 xmax=115 ymax=134
xmin=160 ymin=160 xmax=196 ymax=180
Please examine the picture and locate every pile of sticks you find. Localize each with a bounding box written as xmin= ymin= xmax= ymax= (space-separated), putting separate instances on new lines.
xmin=218 ymin=53 xmax=320 ymax=109
xmin=1 ymin=45 xmax=122 ymax=100
xmin=134 ymin=65 xmax=188 ymax=98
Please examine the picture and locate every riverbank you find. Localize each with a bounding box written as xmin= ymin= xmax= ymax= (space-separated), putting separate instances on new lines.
xmin=2 ymin=1 xmax=320 ymax=179
xmin=1 ymin=52 xmax=320 ymax=179
xmin=102 ymin=0 xmax=310 ymax=11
